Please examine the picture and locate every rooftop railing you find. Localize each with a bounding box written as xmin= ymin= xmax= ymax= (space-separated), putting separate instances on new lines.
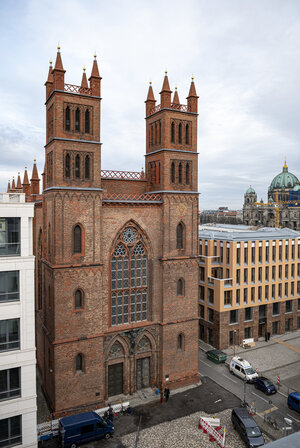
xmin=103 ymin=192 xmax=162 ymax=203
xmin=150 ymin=103 xmax=191 ymax=115
xmin=64 ymin=84 xmax=92 ymax=96
xmin=101 ymin=170 xmax=145 ymax=180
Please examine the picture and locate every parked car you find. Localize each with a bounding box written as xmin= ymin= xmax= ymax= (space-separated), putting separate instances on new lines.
xmin=229 ymin=356 xmax=258 ymax=383
xmin=231 ymin=407 xmax=265 ymax=447
xmin=59 ymin=411 xmax=114 ymax=448
xmin=253 ymin=377 xmax=276 ymax=395
xmin=206 ymin=349 xmax=227 ymax=364
xmin=288 ymin=392 xmax=300 ymax=413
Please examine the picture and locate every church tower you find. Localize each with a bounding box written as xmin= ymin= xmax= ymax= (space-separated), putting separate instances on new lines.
xmin=39 ymin=48 xmax=104 ymax=412
xmin=145 ymin=74 xmax=200 ymax=389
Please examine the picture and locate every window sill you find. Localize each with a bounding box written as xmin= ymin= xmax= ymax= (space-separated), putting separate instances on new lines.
xmin=244 ymin=319 xmax=253 ymax=323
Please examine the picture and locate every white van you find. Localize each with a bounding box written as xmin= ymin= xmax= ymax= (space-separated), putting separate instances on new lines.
xmin=229 ymin=356 xmax=258 ymax=382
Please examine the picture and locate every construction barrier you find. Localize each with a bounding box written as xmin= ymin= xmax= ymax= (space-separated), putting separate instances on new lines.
xmin=198 ymin=416 xmax=226 ymax=447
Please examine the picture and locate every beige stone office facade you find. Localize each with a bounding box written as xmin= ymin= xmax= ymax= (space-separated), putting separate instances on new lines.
xmin=198 ymin=225 xmax=300 ymax=350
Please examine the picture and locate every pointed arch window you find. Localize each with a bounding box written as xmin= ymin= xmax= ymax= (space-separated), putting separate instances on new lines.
xmin=65 ymin=106 xmax=70 ymax=131
xmin=178 ymin=123 xmax=182 ymax=144
xmin=176 ymin=222 xmax=184 ymax=250
xmin=75 ymin=289 xmax=83 ymax=309
xmin=185 ymin=124 xmax=189 ymax=144
xmin=85 ymin=155 xmax=90 ymax=179
xmin=177 ymin=334 xmax=183 ymax=351
xmin=75 ymin=154 xmax=80 ymax=178
xmin=111 ymin=225 xmax=148 ymax=326
xmin=73 ymin=225 xmax=82 ymax=254
xmin=85 ymin=109 xmax=90 ymax=134
xmin=171 ymin=162 xmax=175 ymax=183
xmin=171 ymin=122 xmax=175 ymax=143
xmin=65 ymin=153 xmax=70 ymax=178
xmin=75 ymin=108 xmax=80 ymax=132
xmin=76 ymin=353 xmax=83 ymax=372
xmin=178 ymin=163 xmax=182 ymax=184
xmin=177 ymin=278 xmax=184 ymax=296
xmin=186 ymin=163 xmax=190 ymax=185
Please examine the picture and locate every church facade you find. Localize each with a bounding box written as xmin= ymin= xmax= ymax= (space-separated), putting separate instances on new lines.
xmin=243 ymin=161 xmax=300 ymax=231
xmin=32 ymin=49 xmax=200 ymax=416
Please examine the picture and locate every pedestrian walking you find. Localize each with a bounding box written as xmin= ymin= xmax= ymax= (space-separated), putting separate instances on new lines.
xmin=164 ymin=387 xmax=170 ymax=403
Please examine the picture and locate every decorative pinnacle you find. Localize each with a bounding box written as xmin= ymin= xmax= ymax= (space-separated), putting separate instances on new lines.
xmin=191 ymin=75 xmax=194 ymax=80
xmin=165 ymin=69 xmax=168 ymax=74
xmin=13 ymin=176 xmax=15 ymax=178
xmin=25 ymin=166 xmax=27 ymax=169
xmin=49 ymin=59 xmax=52 ymax=66
xmin=57 ymin=44 xmax=60 ymax=51
xmin=175 ymin=86 xmax=178 ymax=90
xmin=94 ymin=53 xmax=97 ymax=59
xmin=34 ymin=158 xmax=36 ymax=162
xmin=83 ymin=66 xmax=86 ymax=71
xmin=18 ymin=172 xmax=20 ymax=174
xmin=149 ymin=81 xmax=152 ymax=85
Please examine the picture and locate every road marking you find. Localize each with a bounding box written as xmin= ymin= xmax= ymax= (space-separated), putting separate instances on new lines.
xmin=287 ymin=414 xmax=300 ymax=423
xmin=273 ymin=338 xmax=300 ymax=354
xmin=222 ymin=374 xmax=237 ymax=384
xmin=251 ymin=391 xmax=270 ymax=403
xmin=258 ymin=406 xmax=278 ymax=416
xmin=200 ymin=360 xmax=217 ymax=368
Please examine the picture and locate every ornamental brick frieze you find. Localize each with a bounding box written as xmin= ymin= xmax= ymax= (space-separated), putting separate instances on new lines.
xmin=162 ymin=258 xmax=198 ymax=270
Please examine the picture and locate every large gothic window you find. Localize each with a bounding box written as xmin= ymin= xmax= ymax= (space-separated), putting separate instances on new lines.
xmin=111 ymin=225 xmax=148 ymax=326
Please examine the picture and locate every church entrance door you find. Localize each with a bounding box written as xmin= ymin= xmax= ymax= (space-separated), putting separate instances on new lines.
xmin=108 ymin=363 xmax=123 ymax=397
xmin=136 ymin=357 xmax=150 ymax=390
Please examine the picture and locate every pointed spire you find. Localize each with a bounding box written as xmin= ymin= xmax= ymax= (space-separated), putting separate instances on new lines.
xmin=7 ymin=180 xmax=10 ymax=193
xmin=283 ymin=158 xmax=288 ymax=170
xmin=11 ymin=176 xmax=16 ymax=190
xmin=160 ymin=70 xmax=171 ymax=93
xmin=172 ymin=87 xmax=180 ymax=105
xmin=54 ymin=46 xmax=64 ymax=71
xmin=146 ymin=82 xmax=155 ymax=101
xmin=23 ymin=166 xmax=30 ymax=185
xmin=187 ymin=76 xmax=199 ymax=113
xmin=31 ymin=159 xmax=39 ymax=180
xmin=52 ymin=46 xmax=65 ymax=90
xmin=89 ymin=53 xmax=101 ymax=96
xmin=22 ymin=166 xmax=31 ymax=197
xmin=145 ymin=82 xmax=156 ymax=116
xmin=160 ymin=70 xmax=172 ymax=108
xmin=90 ymin=54 xmax=100 ymax=78
xmin=45 ymin=60 xmax=54 ymax=100
xmin=81 ymin=67 xmax=88 ymax=88
xmin=16 ymin=172 xmax=22 ymax=190
xmin=47 ymin=60 xmax=54 ymax=83
xmin=187 ymin=77 xmax=198 ymax=97
xmin=30 ymin=159 xmax=40 ymax=195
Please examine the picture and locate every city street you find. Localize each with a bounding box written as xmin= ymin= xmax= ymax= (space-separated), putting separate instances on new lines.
xmin=198 ymin=348 xmax=300 ymax=434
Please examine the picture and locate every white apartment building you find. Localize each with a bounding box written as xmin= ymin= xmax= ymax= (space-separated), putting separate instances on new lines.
xmin=0 ymin=193 xmax=37 ymax=448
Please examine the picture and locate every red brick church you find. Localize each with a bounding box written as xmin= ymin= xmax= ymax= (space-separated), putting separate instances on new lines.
xmin=11 ymin=48 xmax=200 ymax=416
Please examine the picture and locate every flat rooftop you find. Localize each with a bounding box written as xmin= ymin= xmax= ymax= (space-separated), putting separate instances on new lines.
xmin=199 ymin=224 xmax=300 ymax=241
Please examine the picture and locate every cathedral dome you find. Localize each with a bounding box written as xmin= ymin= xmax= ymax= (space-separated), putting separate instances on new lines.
xmin=246 ymin=185 xmax=256 ymax=194
xmin=269 ymin=161 xmax=300 ymax=191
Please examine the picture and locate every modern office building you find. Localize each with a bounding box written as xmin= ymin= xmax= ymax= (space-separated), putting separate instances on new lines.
xmin=198 ymin=224 xmax=300 ymax=350
xmin=0 ymin=193 xmax=37 ymax=448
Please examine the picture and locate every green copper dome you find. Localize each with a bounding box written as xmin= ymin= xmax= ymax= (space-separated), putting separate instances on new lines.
xmin=246 ymin=185 xmax=256 ymax=194
xmin=269 ymin=161 xmax=300 ymax=191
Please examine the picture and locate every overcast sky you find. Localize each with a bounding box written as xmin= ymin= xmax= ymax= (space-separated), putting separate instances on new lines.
xmin=0 ymin=0 xmax=299 ymax=209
